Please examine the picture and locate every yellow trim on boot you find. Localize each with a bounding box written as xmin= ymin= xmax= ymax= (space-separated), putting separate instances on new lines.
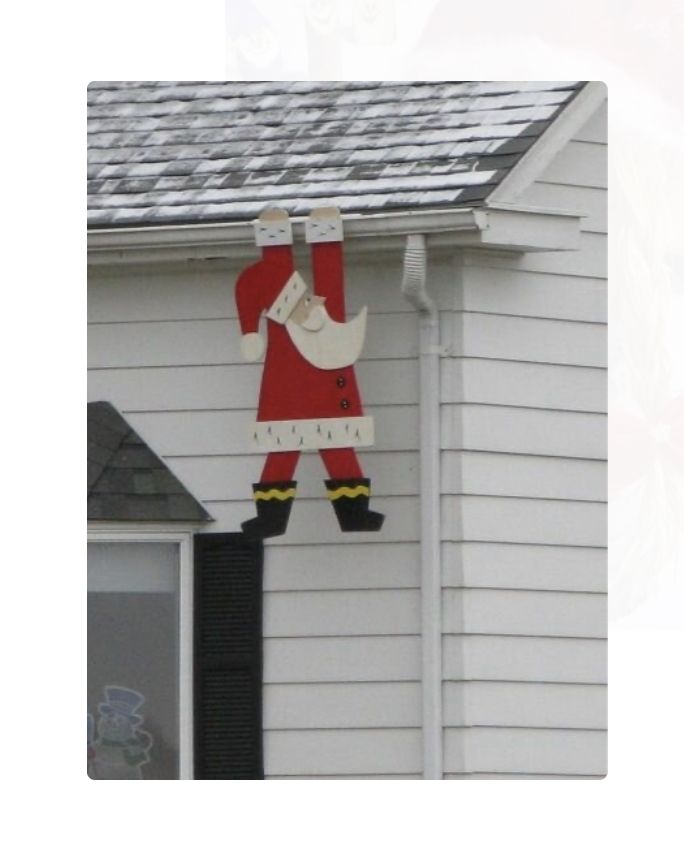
xmin=254 ymin=488 xmax=297 ymax=502
xmin=327 ymin=485 xmax=370 ymax=501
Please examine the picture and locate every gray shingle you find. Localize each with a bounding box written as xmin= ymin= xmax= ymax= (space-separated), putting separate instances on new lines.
xmin=87 ymin=401 xmax=211 ymax=522
xmin=88 ymin=81 xmax=584 ymax=227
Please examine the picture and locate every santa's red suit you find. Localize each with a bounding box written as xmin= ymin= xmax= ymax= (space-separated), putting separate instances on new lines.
xmin=234 ymin=207 xmax=384 ymax=539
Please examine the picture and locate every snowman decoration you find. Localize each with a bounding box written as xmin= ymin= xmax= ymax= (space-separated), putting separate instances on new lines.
xmin=88 ymin=686 xmax=152 ymax=780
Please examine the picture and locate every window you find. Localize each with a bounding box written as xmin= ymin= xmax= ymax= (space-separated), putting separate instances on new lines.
xmin=87 ymin=533 xmax=193 ymax=780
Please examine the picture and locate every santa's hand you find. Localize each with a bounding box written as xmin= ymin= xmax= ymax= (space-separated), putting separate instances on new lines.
xmin=241 ymin=332 xmax=265 ymax=361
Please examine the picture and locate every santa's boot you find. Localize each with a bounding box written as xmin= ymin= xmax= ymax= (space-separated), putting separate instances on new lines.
xmin=242 ymin=481 xmax=297 ymax=540
xmin=325 ymin=478 xmax=385 ymax=532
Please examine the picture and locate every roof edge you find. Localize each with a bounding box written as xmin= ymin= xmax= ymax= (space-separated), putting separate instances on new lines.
xmin=88 ymin=204 xmax=581 ymax=265
xmin=486 ymin=81 xmax=607 ymax=206
xmin=88 ymin=207 xmax=483 ymax=245
xmin=87 ymin=522 xmax=209 ymax=532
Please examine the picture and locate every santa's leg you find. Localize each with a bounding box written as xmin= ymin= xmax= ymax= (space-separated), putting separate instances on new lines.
xmin=242 ymin=451 xmax=299 ymax=540
xmin=320 ymin=448 xmax=385 ymax=532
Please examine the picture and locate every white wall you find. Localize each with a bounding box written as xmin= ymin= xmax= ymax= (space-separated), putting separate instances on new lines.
xmin=88 ymin=251 xmax=433 ymax=778
xmin=440 ymin=100 xmax=607 ymax=778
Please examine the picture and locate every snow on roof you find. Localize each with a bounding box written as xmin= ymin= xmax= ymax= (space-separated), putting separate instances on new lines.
xmin=87 ymin=81 xmax=584 ymax=227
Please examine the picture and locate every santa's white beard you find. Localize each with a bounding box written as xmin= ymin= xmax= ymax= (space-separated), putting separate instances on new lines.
xmin=285 ymin=305 xmax=368 ymax=370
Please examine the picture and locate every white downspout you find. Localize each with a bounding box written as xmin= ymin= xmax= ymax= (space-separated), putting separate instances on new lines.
xmin=401 ymin=234 xmax=443 ymax=780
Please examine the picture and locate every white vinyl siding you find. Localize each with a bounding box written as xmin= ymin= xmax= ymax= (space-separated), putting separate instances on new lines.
xmin=441 ymin=99 xmax=607 ymax=779
xmin=88 ymin=254 xmax=426 ymax=779
xmin=443 ymin=634 xmax=607 ymax=684
xmin=443 ymin=727 xmax=607 ymax=777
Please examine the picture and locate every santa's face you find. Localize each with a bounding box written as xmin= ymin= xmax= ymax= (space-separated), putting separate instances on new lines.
xmin=290 ymin=292 xmax=326 ymax=330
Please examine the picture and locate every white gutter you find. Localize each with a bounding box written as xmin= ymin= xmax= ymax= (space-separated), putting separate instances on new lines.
xmin=87 ymin=204 xmax=582 ymax=266
xmin=400 ymin=234 xmax=443 ymax=780
xmin=88 ymin=208 xmax=486 ymax=263
xmin=88 ymin=207 xmax=484 ymax=246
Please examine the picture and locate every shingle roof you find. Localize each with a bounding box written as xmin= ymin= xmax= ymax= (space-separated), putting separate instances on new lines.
xmin=87 ymin=81 xmax=585 ymax=227
xmin=88 ymin=401 xmax=211 ymax=522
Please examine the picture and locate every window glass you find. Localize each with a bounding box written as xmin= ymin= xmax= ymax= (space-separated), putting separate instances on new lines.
xmin=87 ymin=542 xmax=179 ymax=779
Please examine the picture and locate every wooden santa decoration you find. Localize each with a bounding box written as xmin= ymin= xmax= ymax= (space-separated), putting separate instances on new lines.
xmin=234 ymin=206 xmax=385 ymax=539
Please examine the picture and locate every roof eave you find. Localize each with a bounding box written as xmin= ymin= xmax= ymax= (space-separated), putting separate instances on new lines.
xmin=87 ymin=204 xmax=582 ymax=266
xmin=487 ymin=81 xmax=607 ymax=206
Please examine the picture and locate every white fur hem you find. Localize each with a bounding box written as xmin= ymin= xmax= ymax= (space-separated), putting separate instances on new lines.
xmin=251 ymin=416 xmax=374 ymax=452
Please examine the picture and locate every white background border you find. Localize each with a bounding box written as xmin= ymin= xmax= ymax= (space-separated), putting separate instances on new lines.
xmin=9 ymin=0 xmax=682 ymax=857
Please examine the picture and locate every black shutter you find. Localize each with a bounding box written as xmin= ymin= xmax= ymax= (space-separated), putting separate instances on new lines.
xmin=194 ymin=533 xmax=264 ymax=779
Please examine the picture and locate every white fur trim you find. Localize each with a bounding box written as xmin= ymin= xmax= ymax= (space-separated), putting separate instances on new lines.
xmin=266 ymin=271 xmax=308 ymax=323
xmin=254 ymin=209 xmax=293 ymax=246
xmin=240 ymin=332 xmax=265 ymax=361
xmin=251 ymin=416 xmax=374 ymax=452
xmin=305 ymin=210 xmax=344 ymax=243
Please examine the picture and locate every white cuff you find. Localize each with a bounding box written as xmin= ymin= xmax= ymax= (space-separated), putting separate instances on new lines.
xmin=241 ymin=332 xmax=265 ymax=361
xmin=305 ymin=207 xmax=344 ymax=243
xmin=265 ymin=271 xmax=308 ymax=324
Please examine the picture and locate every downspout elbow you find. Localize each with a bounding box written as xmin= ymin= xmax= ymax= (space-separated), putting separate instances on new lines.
xmin=401 ymin=234 xmax=435 ymax=319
